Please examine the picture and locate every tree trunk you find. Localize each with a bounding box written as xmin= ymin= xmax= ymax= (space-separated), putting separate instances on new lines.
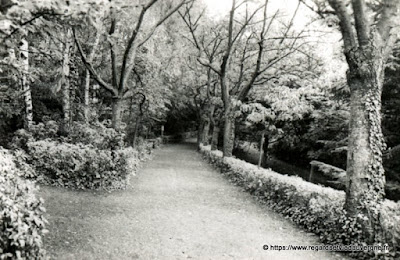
xmin=197 ymin=119 xmax=205 ymax=149
xmin=19 ymin=39 xmax=33 ymax=130
xmin=324 ymin=0 xmax=399 ymax=244
xmin=84 ymin=69 xmax=91 ymax=123
xmin=222 ymin=113 xmax=235 ymax=157
xmin=344 ymin=49 xmax=386 ymax=241
xmin=132 ymin=115 xmax=142 ymax=147
xmin=202 ymin=119 xmax=210 ymax=145
xmin=61 ymin=28 xmax=73 ymax=133
xmin=345 ymin=69 xmax=385 ymax=214
xmin=111 ymin=97 xmax=123 ymax=130
xmin=83 ymin=32 xmax=100 ymax=123
xmin=62 ymin=72 xmax=70 ymax=133
xmin=261 ymin=135 xmax=269 ymax=168
xmin=219 ymin=0 xmax=235 ymax=157
xmin=206 ymin=104 xmax=216 ymax=146
xmin=258 ymin=132 xmax=265 ymax=168
xmin=258 ymin=132 xmax=269 ymax=168
xmin=211 ymin=124 xmax=220 ymax=151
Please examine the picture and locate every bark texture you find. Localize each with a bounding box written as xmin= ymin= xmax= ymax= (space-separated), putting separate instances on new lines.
xmin=61 ymin=28 xmax=73 ymax=133
xmin=84 ymin=70 xmax=91 ymax=122
xmin=197 ymin=119 xmax=205 ymax=149
xmin=345 ymin=43 xmax=386 ymax=210
xmin=19 ymin=39 xmax=33 ymax=130
xmin=83 ymin=32 xmax=100 ymax=123
xmin=344 ymin=44 xmax=386 ymax=241
xmin=222 ymin=114 xmax=235 ymax=157
xmin=211 ymin=125 xmax=220 ymax=151
xmin=111 ymin=97 xmax=123 ymax=130
xmin=132 ymin=116 xmax=141 ymax=147
xmin=325 ymin=0 xmax=400 ymax=242
xmin=202 ymin=119 xmax=210 ymax=145
xmin=259 ymin=133 xmax=269 ymax=168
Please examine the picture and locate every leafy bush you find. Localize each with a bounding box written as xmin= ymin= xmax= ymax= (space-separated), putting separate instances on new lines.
xmin=26 ymin=140 xmax=136 ymax=190
xmin=10 ymin=121 xmax=124 ymax=151
xmin=0 ymin=148 xmax=47 ymax=259
xmin=200 ymin=145 xmax=400 ymax=259
xmin=9 ymin=122 xmax=156 ymax=191
xmin=9 ymin=129 xmax=33 ymax=151
xmin=30 ymin=121 xmax=59 ymax=140
xmin=65 ymin=122 xmax=125 ymax=150
xmin=12 ymin=149 xmax=38 ymax=179
xmin=9 ymin=120 xmax=59 ymax=150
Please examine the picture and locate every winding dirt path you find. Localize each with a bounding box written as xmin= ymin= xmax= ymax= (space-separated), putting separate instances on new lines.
xmin=39 ymin=142 xmax=349 ymax=259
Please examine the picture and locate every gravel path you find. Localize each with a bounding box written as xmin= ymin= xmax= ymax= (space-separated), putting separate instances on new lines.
xmin=39 ymin=142 xmax=349 ymax=259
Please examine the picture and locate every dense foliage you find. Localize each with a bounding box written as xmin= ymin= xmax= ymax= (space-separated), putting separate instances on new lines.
xmin=0 ymin=148 xmax=47 ymax=259
xmin=9 ymin=120 xmax=157 ymax=190
xmin=26 ymin=140 xmax=135 ymax=190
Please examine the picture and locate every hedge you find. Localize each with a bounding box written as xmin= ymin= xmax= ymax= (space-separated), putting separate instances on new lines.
xmin=20 ymin=140 xmax=148 ymax=190
xmin=199 ymin=145 xmax=400 ymax=259
xmin=11 ymin=124 xmax=161 ymax=191
xmin=0 ymin=148 xmax=47 ymax=259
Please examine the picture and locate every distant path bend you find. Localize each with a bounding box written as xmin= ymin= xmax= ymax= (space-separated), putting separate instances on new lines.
xmin=40 ymin=142 xmax=348 ymax=260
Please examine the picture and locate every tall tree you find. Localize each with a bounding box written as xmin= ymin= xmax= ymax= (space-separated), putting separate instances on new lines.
xmin=19 ymin=38 xmax=33 ymax=130
xmin=60 ymin=27 xmax=73 ymax=132
xmin=0 ymin=0 xmax=34 ymax=130
xmin=181 ymin=0 xmax=308 ymax=156
xmin=74 ymin=0 xmax=190 ymax=130
xmin=301 ymin=0 xmax=400 ymax=240
xmin=83 ymin=30 xmax=100 ymax=123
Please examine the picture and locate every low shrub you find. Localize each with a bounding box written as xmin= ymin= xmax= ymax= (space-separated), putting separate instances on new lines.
xmin=10 ymin=121 xmax=124 ymax=151
xmin=0 ymin=148 xmax=47 ymax=259
xmin=9 ymin=120 xmax=59 ymax=151
xmin=199 ymin=145 xmax=400 ymax=259
xmin=12 ymin=149 xmax=38 ymax=179
xmin=26 ymin=140 xmax=137 ymax=190
xmin=9 ymin=129 xmax=33 ymax=151
xmin=30 ymin=121 xmax=59 ymax=140
xmin=9 ymin=122 xmax=157 ymax=191
xmin=66 ymin=122 xmax=125 ymax=150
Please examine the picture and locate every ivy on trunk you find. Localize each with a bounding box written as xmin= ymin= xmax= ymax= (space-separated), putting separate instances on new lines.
xmin=320 ymin=0 xmax=400 ymax=241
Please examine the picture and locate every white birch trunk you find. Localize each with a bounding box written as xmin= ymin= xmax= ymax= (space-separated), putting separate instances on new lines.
xmin=84 ymin=32 xmax=101 ymax=123
xmin=62 ymin=28 xmax=73 ymax=131
xmin=19 ymin=38 xmax=33 ymax=130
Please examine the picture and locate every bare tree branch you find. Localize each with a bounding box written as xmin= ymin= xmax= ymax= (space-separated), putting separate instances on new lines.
xmin=139 ymin=0 xmax=192 ymax=47
xmin=118 ymin=0 xmax=158 ymax=92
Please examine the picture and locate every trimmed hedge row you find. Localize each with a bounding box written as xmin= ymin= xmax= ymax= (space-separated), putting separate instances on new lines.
xmin=10 ymin=120 xmax=163 ymax=190
xmin=25 ymin=140 xmax=134 ymax=190
xmin=199 ymin=145 xmax=400 ymax=259
xmin=16 ymin=139 xmax=158 ymax=190
xmin=0 ymin=148 xmax=47 ymax=259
